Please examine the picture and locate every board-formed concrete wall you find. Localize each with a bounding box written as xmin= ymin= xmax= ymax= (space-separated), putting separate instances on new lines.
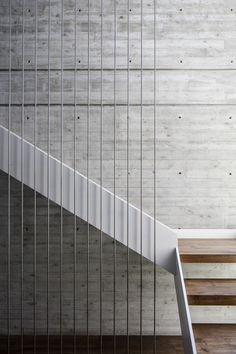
xmin=1 ymin=0 xmax=236 ymax=228
xmin=0 ymin=0 xmax=235 ymax=336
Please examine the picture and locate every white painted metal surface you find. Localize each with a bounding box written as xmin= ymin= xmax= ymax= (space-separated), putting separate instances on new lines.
xmin=0 ymin=124 xmax=198 ymax=353
xmin=175 ymin=248 xmax=197 ymax=354
xmin=0 ymin=124 xmax=177 ymax=274
xmin=175 ymin=229 xmax=236 ymax=239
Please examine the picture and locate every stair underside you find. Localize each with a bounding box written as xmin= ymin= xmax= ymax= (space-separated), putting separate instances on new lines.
xmin=0 ymin=125 xmax=177 ymax=274
xmin=0 ymin=335 xmax=184 ymax=354
xmin=185 ymin=279 xmax=236 ymax=305
xmin=179 ymin=239 xmax=236 ymax=263
xmin=193 ymin=324 xmax=236 ymax=354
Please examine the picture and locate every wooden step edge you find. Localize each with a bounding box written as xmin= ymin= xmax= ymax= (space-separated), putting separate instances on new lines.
xmin=188 ymin=294 xmax=236 ymax=306
xmin=179 ymin=239 xmax=236 ymax=263
xmin=181 ymin=254 xmax=236 ymax=263
xmin=185 ymin=279 xmax=236 ymax=305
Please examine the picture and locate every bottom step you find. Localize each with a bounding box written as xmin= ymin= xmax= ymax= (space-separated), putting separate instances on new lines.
xmin=0 ymin=335 xmax=184 ymax=354
xmin=193 ymin=324 xmax=236 ymax=354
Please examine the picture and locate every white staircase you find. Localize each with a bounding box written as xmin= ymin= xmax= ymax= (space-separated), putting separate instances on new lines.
xmin=0 ymin=124 xmax=196 ymax=354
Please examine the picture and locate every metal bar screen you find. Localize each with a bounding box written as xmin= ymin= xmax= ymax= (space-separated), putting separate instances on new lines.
xmin=0 ymin=0 xmax=168 ymax=353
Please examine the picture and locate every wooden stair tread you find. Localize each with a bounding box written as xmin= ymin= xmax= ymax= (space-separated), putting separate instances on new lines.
xmin=193 ymin=324 xmax=236 ymax=354
xmin=186 ymin=279 xmax=236 ymax=296
xmin=185 ymin=279 xmax=236 ymax=305
xmin=179 ymin=239 xmax=236 ymax=262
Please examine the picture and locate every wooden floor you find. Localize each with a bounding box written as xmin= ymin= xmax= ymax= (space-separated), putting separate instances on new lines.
xmin=178 ymin=239 xmax=236 ymax=262
xmin=193 ymin=324 xmax=236 ymax=354
xmin=0 ymin=335 xmax=184 ymax=354
xmin=185 ymin=278 xmax=236 ymax=305
xmin=2 ymin=328 xmax=236 ymax=354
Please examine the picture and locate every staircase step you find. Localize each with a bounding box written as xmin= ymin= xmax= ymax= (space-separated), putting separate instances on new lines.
xmin=190 ymin=305 xmax=236 ymax=324
xmin=179 ymin=239 xmax=236 ymax=263
xmin=183 ymin=263 xmax=236 ymax=279
xmin=193 ymin=324 xmax=236 ymax=354
xmin=185 ymin=279 xmax=236 ymax=305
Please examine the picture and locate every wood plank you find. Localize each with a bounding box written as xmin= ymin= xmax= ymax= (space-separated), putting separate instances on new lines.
xmin=179 ymin=239 xmax=236 ymax=263
xmin=0 ymin=335 xmax=184 ymax=354
xmin=193 ymin=324 xmax=236 ymax=354
xmin=185 ymin=279 xmax=236 ymax=305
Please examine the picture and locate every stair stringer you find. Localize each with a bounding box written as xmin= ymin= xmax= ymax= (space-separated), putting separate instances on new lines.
xmin=0 ymin=124 xmax=177 ymax=274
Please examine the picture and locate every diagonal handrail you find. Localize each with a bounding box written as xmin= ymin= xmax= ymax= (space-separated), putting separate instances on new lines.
xmin=175 ymin=248 xmax=197 ymax=354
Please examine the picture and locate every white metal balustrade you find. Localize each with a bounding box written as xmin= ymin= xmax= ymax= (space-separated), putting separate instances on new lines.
xmin=0 ymin=124 xmax=177 ymax=272
xmin=0 ymin=124 xmax=196 ymax=354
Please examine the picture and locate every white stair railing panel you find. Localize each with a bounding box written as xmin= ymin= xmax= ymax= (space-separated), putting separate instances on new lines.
xmin=0 ymin=124 xmax=198 ymax=352
xmin=175 ymin=248 xmax=197 ymax=354
xmin=0 ymin=124 xmax=177 ymax=275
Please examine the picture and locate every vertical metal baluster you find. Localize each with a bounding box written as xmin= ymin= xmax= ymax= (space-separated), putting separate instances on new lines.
xmin=113 ymin=0 xmax=116 ymax=353
xmin=8 ymin=1 xmax=12 ymax=353
xmin=126 ymin=0 xmax=130 ymax=353
xmin=74 ymin=1 xmax=77 ymax=354
xmin=34 ymin=2 xmax=38 ymax=353
xmin=100 ymin=0 xmax=103 ymax=352
xmin=87 ymin=0 xmax=90 ymax=353
xmin=60 ymin=0 xmax=64 ymax=352
xmin=21 ymin=1 xmax=25 ymax=353
xmin=47 ymin=1 xmax=51 ymax=353
xmin=140 ymin=1 xmax=143 ymax=353
xmin=153 ymin=0 xmax=157 ymax=353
